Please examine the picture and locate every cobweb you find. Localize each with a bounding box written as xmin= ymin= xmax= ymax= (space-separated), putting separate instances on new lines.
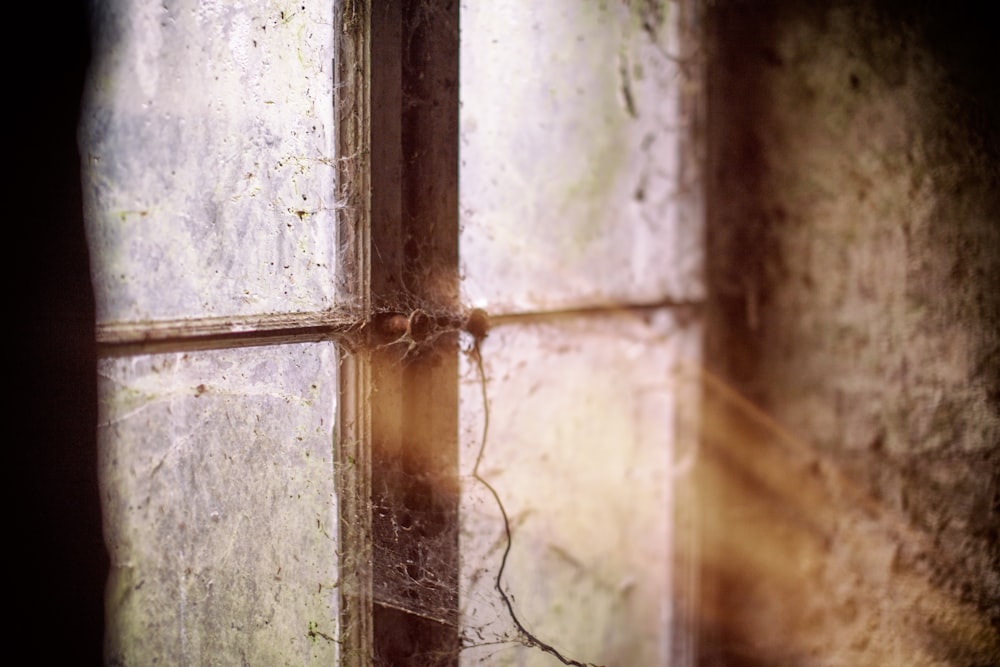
xmin=330 ymin=0 xmax=705 ymax=661
xmin=334 ymin=305 xmax=700 ymax=667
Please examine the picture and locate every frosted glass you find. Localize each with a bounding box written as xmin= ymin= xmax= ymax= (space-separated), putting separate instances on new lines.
xmin=458 ymin=311 xmax=700 ymax=665
xmin=459 ymin=0 xmax=704 ymax=314
xmin=80 ymin=0 xmax=337 ymax=325
xmin=98 ymin=342 xmax=338 ymax=665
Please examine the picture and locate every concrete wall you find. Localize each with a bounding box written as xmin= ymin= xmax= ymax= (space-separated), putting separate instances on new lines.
xmin=697 ymin=1 xmax=999 ymax=665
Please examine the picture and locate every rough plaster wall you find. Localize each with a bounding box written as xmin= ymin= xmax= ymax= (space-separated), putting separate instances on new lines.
xmin=699 ymin=1 xmax=999 ymax=665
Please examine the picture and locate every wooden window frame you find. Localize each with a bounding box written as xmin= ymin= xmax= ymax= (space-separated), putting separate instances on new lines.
xmin=335 ymin=1 xmax=463 ymax=663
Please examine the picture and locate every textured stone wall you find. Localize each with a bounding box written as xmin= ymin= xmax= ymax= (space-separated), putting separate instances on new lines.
xmin=698 ymin=1 xmax=999 ymax=665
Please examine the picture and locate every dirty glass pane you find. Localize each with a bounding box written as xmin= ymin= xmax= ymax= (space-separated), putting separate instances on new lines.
xmin=98 ymin=342 xmax=339 ymax=665
xmin=80 ymin=0 xmax=337 ymax=326
xmin=458 ymin=312 xmax=700 ymax=665
xmin=459 ymin=0 xmax=703 ymax=314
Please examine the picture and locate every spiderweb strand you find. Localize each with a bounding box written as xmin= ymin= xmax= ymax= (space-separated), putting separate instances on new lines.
xmin=468 ymin=331 xmax=605 ymax=667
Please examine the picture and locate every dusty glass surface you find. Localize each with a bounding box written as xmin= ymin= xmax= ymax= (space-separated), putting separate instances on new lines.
xmin=80 ymin=0 xmax=337 ymax=325
xmin=459 ymin=0 xmax=704 ymax=314
xmin=458 ymin=311 xmax=700 ymax=665
xmin=98 ymin=342 xmax=338 ymax=665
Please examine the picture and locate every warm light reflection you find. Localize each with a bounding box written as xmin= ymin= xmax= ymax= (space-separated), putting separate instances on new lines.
xmin=440 ymin=291 xmax=998 ymax=665
xmin=690 ymin=366 xmax=998 ymax=665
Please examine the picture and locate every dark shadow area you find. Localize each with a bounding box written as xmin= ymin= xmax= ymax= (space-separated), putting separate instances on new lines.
xmin=11 ymin=2 xmax=106 ymax=664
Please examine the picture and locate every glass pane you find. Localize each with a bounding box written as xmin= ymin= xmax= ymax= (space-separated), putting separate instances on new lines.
xmin=98 ymin=342 xmax=338 ymax=665
xmin=459 ymin=0 xmax=703 ymax=314
xmin=80 ymin=0 xmax=337 ymax=325
xmin=458 ymin=311 xmax=700 ymax=665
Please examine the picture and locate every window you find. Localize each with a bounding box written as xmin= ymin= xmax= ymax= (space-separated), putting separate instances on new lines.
xmin=80 ymin=1 xmax=702 ymax=665
xmin=82 ymin=2 xmax=343 ymax=663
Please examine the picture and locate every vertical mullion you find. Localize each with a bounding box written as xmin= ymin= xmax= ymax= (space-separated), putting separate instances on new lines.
xmin=337 ymin=0 xmax=460 ymax=664
xmin=335 ymin=1 xmax=374 ymax=664
xmin=371 ymin=0 xmax=460 ymax=663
